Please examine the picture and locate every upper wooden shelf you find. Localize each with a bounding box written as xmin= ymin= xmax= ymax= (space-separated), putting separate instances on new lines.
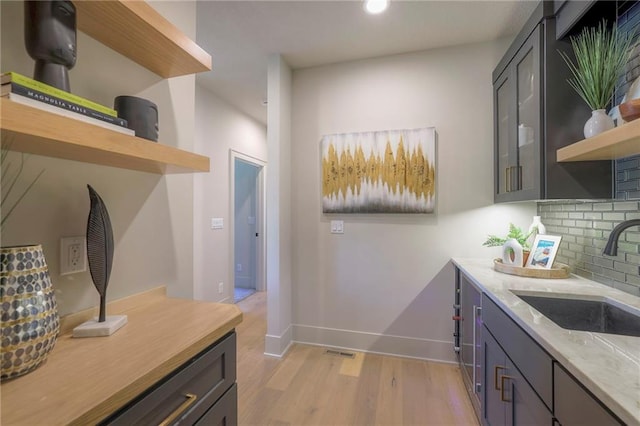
xmin=75 ymin=1 xmax=212 ymax=78
xmin=557 ymin=119 xmax=640 ymax=162
xmin=0 ymin=99 xmax=210 ymax=174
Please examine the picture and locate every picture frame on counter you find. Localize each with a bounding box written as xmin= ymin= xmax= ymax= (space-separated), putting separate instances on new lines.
xmin=525 ymin=234 xmax=562 ymax=269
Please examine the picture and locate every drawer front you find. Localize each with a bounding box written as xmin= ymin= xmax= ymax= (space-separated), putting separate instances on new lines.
xmin=482 ymin=295 xmax=552 ymax=408
xmin=104 ymin=331 xmax=237 ymax=426
xmin=195 ymin=383 xmax=238 ymax=426
xmin=554 ymin=363 xmax=622 ymax=426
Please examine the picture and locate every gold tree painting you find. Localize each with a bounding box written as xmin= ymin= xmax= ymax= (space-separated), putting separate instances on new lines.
xmin=321 ymin=127 xmax=435 ymax=213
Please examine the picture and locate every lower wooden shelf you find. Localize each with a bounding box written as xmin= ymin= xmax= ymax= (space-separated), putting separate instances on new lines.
xmin=0 ymin=98 xmax=210 ymax=174
xmin=557 ymin=118 xmax=640 ymax=162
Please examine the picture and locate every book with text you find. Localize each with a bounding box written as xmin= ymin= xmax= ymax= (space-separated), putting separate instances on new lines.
xmin=2 ymin=82 xmax=129 ymax=128
xmin=1 ymin=71 xmax=117 ymax=117
xmin=3 ymin=92 xmax=135 ymax=136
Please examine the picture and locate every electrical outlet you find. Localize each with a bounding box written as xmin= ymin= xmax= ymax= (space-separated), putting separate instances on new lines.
xmin=218 ymin=282 xmax=224 ymax=294
xmin=236 ymin=263 xmax=242 ymax=272
xmin=60 ymin=236 xmax=87 ymax=275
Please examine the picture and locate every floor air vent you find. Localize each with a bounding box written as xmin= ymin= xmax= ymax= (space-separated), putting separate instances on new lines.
xmin=324 ymin=349 xmax=356 ymax=359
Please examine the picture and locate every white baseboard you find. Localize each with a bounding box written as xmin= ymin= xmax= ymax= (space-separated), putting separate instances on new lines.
xmin=264 ymin=324 xmax=293 ymax=358
xmin=292 ymin=324 xmax=456 ymax=363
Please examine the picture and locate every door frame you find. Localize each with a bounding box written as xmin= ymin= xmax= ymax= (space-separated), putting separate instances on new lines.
xmin=230 ymin=150 xmax=267 ymax=294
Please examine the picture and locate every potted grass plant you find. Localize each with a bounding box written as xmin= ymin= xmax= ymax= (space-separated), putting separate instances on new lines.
xmin=558 ymin=20 xmax=637 ymax=138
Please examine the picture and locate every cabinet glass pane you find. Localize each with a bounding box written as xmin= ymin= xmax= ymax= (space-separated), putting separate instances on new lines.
xmin=496 ymin=78 xmax=511 ymax=195
xmin=516 ymin=49 xmax=537 ymax=192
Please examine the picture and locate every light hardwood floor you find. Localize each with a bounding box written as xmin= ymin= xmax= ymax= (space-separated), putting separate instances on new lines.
xmin=235 ymin=292 xmax=479 ymax=426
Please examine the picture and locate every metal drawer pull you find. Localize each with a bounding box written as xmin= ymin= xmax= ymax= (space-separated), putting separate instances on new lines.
xmin=500 ymin=375 xmax=514 ymax=402
xmin=494 ymin=365 xmax=506 ymax=390
xmin=158 ymin=393 xmax=198 ymax=426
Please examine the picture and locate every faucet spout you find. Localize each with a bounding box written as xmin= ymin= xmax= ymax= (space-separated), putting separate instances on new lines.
xmin=603 ymin=219 xmax=640 ymax=256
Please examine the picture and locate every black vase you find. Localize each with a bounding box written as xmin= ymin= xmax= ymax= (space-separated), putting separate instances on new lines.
xmin=114 ymin=96 xmax=159 ymax=141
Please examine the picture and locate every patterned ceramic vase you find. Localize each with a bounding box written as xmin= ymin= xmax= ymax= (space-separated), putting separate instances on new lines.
xmin=0 ymin=245 xmax=60 ymax=380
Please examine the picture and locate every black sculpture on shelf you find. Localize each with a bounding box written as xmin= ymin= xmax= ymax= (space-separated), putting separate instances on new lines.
xmin=86 ymin=185 xmax=114 ymax=323
xmin=24 ymin=0 xmax=77 ymax=91
xmin=114 ymin=96 xmax=159 ymax=141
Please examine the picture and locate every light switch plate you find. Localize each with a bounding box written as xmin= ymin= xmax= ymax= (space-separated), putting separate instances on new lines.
xmin=330 ymin=220 xmax=344 ymax=234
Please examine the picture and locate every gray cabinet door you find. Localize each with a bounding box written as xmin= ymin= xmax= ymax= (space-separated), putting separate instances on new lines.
xmin=506 ymin=357 xmax=553 ymax=426
xmin=494 ymin=25 xmax=542 ymax=203
xmin=483 ymin=327 xmax=552 ymax=426
xmin=483 ymin=327 xmax=507 ymax=426
xmin=554 ymin=363 xmax=622 ymax=425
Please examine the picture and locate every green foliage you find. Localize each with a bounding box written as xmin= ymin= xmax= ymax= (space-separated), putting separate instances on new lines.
xmin=483 ymin=223 xmax=533 ymax=250
xmin=559 ymin=20 xmax=637 ymax=111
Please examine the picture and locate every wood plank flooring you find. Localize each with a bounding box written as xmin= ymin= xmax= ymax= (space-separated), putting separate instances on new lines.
xmin=235 ymin=292 xmax=479 ymax=426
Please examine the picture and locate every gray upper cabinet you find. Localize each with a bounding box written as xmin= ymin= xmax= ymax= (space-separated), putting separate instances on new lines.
xmin=493 ymin=1 xmax=613 ymax=203
xmin=554 ymin=0 xmax=617 ymax=41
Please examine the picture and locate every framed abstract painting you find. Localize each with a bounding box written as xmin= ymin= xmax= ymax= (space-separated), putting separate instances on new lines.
xmin=321 ymin=127 xmax=436 ymax=213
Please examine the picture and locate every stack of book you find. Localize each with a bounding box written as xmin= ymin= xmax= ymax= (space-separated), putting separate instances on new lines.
xmin=1 ymin=72 xmax=134 ymax=136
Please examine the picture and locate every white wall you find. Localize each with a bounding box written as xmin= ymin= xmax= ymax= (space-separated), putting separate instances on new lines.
xmin=290 ymin=40 xmax=536 ymax=361
xmin=265 ymin=55 xmax=293 ymax=357
xmin=1 ymin=1 xmax=197 ymax=315
xmin=193 ymin=88 xmax=267 ymax=303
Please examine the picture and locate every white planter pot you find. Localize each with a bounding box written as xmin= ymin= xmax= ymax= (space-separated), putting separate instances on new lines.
xmin=583 ymin=109 xmax=615 ymax=138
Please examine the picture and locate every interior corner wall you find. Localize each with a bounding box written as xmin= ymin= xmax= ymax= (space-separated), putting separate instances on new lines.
xmin=193 ymin=88 xmax=267 ymax=303
xmin=290 ymin=40 xmax=536 ymax=362
xmin=265 ymin=54 xmax=293 ymax=357
xmin=0 ymin=1 xmax=197 ymax=315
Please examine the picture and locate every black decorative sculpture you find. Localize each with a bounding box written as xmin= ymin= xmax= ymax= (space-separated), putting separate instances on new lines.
xmin=24 ymin=0 xmax=77 ymax=91
xmin=86 ymin=185 xmax=114 ymax=323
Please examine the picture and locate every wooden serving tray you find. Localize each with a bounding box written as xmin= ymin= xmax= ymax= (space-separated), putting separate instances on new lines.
xmin=493 ymin=258 xmax=570 ymax=279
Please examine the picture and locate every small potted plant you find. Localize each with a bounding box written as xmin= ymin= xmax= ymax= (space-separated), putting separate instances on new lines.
xmin=558 ymin=20 xmax=637 ymax=138
xmin=483 ymin=223 xmax=533 ymax=265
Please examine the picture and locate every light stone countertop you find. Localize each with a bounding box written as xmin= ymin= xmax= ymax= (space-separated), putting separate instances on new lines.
xmin=452 ymin=258 xmax=640 ymax=425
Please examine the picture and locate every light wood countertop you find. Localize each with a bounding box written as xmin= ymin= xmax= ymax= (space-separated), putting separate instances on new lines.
xmin=0 ymin=287 xmax=242 ymax=426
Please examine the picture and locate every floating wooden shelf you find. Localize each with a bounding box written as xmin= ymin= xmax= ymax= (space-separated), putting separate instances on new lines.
xmin=557 ymin=118 xmax=640 ymax=162
xmin=75 ymin=1 xmax=212 ymax=78
xmin=0 ymin=99 xmax=210 ymax=174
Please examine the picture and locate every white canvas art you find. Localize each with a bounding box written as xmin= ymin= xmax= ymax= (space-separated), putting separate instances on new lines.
xmin=321 ymin=127 xmax=436 ymax=213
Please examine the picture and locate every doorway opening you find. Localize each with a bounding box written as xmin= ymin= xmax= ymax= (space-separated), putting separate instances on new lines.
xmin=231 ymin=151 xmax=266 ymax=304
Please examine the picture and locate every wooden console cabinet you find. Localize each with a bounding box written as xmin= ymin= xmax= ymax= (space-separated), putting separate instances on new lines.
xmin=103 ymin=332 xmax=237 ymax=425
xmin=0 ymin=289 xmax=242 ymax=425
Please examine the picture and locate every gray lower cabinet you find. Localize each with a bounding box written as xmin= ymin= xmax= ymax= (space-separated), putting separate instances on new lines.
xmin=479 ymin=291 xmax=624 ymax=425
xmin=482 ymin=294 xmax=552 ymax=426
xmin=483 ymin=328 xmax=552 ymax=426
xmin=101 ymin=331 xmax=237 ymax=426
xmin=554 ymin=363 xmax=621 ymax=426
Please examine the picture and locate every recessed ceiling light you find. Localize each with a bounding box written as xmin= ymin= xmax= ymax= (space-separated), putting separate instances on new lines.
xmin=364 ymin=0 xmax=389 ymax=14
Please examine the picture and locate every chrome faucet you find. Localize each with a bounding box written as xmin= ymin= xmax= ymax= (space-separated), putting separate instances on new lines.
xmin=603 ymin=219 xmax=640 ymax=256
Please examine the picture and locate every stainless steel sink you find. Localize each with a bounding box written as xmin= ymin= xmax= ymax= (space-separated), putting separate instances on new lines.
xmin=515 ymin=294 xmax=640 ymax=338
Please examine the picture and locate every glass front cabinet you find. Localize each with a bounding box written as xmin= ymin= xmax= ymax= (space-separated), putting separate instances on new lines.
xmin=492 ymin=3 xmax=613 ymax=203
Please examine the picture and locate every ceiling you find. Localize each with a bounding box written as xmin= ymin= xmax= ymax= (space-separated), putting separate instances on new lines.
xmin=195 ymin=0 xmax=539 ymax=125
